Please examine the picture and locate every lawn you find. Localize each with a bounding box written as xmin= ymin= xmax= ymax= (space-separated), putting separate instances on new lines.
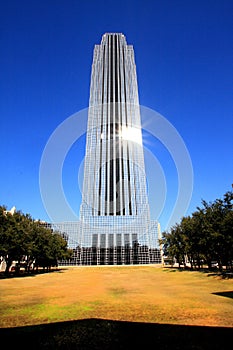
xmin=0 ymin=266 xmax=233 ymax=328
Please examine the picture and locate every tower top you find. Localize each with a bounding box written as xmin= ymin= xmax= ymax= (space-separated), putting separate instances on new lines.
xmin=102 ymin=32 xmax=125 ymax=37
xmin=100 ymin=33 xmax=127 ymax=45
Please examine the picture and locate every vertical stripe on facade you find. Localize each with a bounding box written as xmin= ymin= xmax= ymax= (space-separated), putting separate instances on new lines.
xmin=83 ymin=33 xmax=147 ymax=218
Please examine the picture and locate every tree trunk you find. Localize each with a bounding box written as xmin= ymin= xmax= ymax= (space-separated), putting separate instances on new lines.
xmin=217 ymin=260 xmax=223 ymax=272
xmin=5 ymin=259 xmax=12 ymax=275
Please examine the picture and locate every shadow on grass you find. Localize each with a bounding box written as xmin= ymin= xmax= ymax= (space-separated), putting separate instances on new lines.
xmin=0 ymin=268 xmax=66 ymax=279
xmin=212 ymin=291 xmax=233 ymax=299
xmin=0 ymin=318 xmax=233 ymax=350
xmin=206 ymin=272 xmax=233 ymax=279
xmin=164 ymin=266 xmax=233 ymax=279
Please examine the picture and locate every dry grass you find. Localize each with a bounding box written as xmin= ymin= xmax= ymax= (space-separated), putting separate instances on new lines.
xmin=0 ymin=266 xmax=233 ymax=328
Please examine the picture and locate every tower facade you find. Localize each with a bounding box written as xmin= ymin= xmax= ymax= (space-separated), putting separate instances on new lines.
xmin=77 ymin=33 xmax=161 ymax=265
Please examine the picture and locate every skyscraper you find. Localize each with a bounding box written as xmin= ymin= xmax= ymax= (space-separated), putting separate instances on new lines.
xmin=76 ymin=33 xmax=161 ymax=265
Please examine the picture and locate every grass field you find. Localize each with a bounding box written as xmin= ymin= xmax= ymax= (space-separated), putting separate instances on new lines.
xmin=1 ymin=266 xmax=233 ymax=349
xmin=0 ymin=266 xmax=233 ymax=328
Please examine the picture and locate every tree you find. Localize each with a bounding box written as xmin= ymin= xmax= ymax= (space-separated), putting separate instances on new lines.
xmin=162 ymin=224 xmax=186 ymax=267
xmin=33 ymin=230 xmax=72 ymax=270
xmin=161 ymin=191 xmax=233 ymax=271
xmin=0 ymin=206 xmax=72 ymax=274
xmin=0 ymin=207 xmax=33 ymax=274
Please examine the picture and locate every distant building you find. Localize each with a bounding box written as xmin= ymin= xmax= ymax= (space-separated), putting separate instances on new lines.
xmin=4 ymin=206 xmax=16 ymax=215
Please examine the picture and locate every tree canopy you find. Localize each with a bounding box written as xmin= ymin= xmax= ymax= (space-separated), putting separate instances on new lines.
xmin=161 ymin=191 xmax=233 ymax=270
xmin=0 ymin=206 xmax=72 ymax=274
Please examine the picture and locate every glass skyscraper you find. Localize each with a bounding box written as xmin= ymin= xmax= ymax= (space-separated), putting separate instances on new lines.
xmin=73 ymin=33 xmax=162 ymax=265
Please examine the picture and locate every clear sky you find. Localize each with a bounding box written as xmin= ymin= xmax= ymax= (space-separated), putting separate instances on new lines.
xmin=1 ymin=0 xmax=232 ymax=231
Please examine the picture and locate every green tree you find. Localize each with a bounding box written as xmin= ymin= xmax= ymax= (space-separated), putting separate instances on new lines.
xmin=161 ymin=191 xmax=233 ymax=271
xmin=162 ymin=224 xmax=186 ymax=267
xmin=31 ymin=225 xmax=72 ymax=271
xmin=0 ymin=207 xmax=33 ymax=274
xmin=0 ymin=206 xmax=72 ymax=274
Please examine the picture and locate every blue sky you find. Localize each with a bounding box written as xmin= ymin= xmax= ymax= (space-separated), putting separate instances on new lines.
xmin=1 ymin=0 xmax=232 ymax=231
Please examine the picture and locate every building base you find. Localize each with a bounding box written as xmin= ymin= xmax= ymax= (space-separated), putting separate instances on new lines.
xmin=59 ymin=246 xmax=162 ymax=266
